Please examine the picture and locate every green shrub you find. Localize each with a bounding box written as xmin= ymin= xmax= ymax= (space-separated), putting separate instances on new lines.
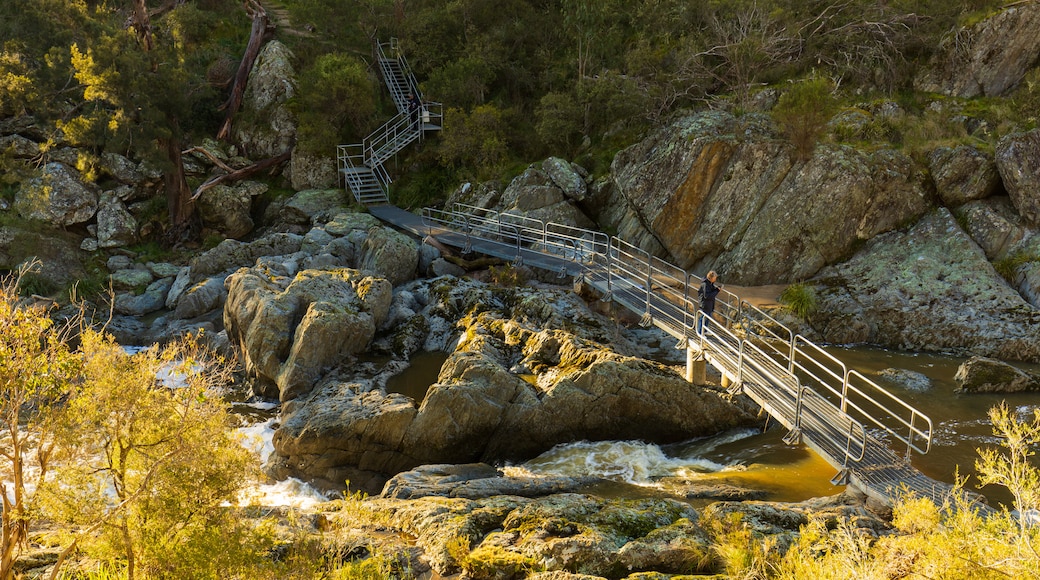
xmin=993 ymin=252 xmax=1039 ymax=284
xmin=779 ymin=282 xmax=817 ymax=319
xmin=489 ymin=264 xmax=527 ymax=287
xmin=772 ymin=77 xmax=839 ymax=160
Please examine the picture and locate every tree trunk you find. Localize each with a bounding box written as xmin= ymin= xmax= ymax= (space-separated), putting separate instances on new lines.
xmin=217 ymin=1 xmax=269 ymax=141
xmin=162 ymin=124 xmax=195 ymax=242
xmin=132 ymin=0 xmax=154 ymax=51
xmin=190 ymin=148 xmax=292 ymax=200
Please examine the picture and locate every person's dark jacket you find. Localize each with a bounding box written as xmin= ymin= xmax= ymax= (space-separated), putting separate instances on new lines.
xmin=698 ymin=278 xmax=720 ymax=314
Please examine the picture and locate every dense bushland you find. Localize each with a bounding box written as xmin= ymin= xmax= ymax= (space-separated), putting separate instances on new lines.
xmin=4 ymin=0 xmax=1033 ymax=219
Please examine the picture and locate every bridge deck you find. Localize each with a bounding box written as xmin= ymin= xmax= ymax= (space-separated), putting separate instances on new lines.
xmin=367 ymin=203 xmax=969 ymax=509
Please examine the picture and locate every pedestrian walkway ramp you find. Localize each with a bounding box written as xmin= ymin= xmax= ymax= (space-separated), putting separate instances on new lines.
xmin=369 ymin=202 xmax=971 ymax=509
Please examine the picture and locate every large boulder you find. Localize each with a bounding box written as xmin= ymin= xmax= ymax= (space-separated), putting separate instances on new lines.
xmin=288 ymin=149 xmax=338 ymax=191
xmin=95 ymin=191 xmax=138 ymax=248
xmin=995 ymin=129 xmax=1040 ymax=227
xmin=914 ymin=3 xmax=1040 ymax=98
xmin=0 ymin=225 xmax=86 ymax=291
xmin=609 ymin=110 xmax=932 ymax=284
xmin=811 ymin=208 xmax=1040 ymax=362
xmin=271 ymin=279 xmax=756 ymax=493
xmin=197 ymin=180 xmax=269 ymax=239
xmin=358 ymin=226 xmax=419 ymax=286
xmin=493 ymin=161 xmax=596 ymax=229
xmin=15 ymin=162 xmax=98 ymax=226
xmin=956 ymin=197 xmax=1031 ymax=261
xmin=928 ymin=145 xmax=1000 ymax=207
xmin=234 ymin=40 xmax=297 ymax=158
xmin=224 ymin=266 xmax=393 ymax=401
xmin=954 ymin=356 xmax=1040 ymax=393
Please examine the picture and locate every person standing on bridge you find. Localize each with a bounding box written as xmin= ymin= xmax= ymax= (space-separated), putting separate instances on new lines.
xmin=697 ymin=270 xmax=722 ymax=334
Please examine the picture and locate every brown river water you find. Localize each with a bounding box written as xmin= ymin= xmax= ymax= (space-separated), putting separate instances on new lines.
xmin=385 ymin=346 xmax=1040 ymax=510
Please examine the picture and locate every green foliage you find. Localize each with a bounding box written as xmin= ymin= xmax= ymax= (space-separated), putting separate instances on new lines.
xmin=458 ymin=544 xmax=539 ymax=579
xmin=977 ymin=404 xmax=1040 ymax=525
xmin=488 ymin=264 xmax=527 ymax=288
xmin=779 ymin=282 xmax=817 ymax=319
xmin=293 ymin=53 xmax=378 ymax=154
xmin=772 ymin=77 xmax=839 ymax=160
xmin=38 ymin=331 xmax=262 ymax=579
xmin=437 ymin=104 xmax=510 ymax=179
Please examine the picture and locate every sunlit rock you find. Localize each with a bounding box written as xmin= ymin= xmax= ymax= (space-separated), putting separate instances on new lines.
xmin=15 ymin=162 xmax=99 ymax=226
xmin=954 ymin=356 xmax=1040 ymax=393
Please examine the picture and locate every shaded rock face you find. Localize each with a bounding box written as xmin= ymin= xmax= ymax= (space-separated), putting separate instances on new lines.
xmin=608 ymin=111 xmax=932 ymax=285
xmin=448 ymin=159 xmax=595 ymax=230
xmin=954 ymin=356 xmax=1040 ymax=393
xmin=197 ymin=180 xmax=269 ymax=239
xmin=811 ymin=208 xmax=1040 ymax=362
xmin=915 ymin=4 xmax=1040 ymax=98
xmin=996 ymin=129 xmax=1040 ymax=227
xmin=928 ymin=145 xmax=1001 ymax=207
xmin=234 ymin=40 xmax=297 ymax=158
xmin=224 ymin=267 xmax=392 ymax=401
xmin=270 ymin=278 xmax=757 ymax=493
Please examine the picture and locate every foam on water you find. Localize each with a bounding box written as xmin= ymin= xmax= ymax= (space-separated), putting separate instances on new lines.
xmin=514 ymin=429 xmax=760 ymax=486
xmin=235 ymin=417 xmax=332 ymax=508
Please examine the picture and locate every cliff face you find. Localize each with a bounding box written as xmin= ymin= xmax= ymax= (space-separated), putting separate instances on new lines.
xmin=607 ymin=110 xmax=935 ymax=286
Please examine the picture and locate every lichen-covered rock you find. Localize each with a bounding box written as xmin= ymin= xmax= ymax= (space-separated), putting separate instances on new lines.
xmin=224 ymin=267 xmax=392 ymax=401
xmin=0 ymin=134 xmax=39 ymax=158
xmin=288 ymin=149 xmax=337 ymax=191
xmin=379 ymin=463 xmax=601 ymax=500
xmin=198 ymin=181 xmax=268 ymax=239
xmin=270 ymin=189 xmax=353 ymax=227
xmin=996 ymin=129 xmax=1040 ymax=226
xmin=928 ymin=145 xmax=1000 ymax=207
xmin=956 ymin=197 xmax=1030 ymax=261
xmin=542 ymin=157 xmax=588 ymax=202
xmin=100 ymin=151 xmax=142 ymax=184
xmin=15 ymin=162 xmax=98 ymax=226
xmin=608 ymin=111 xmax=931 ymax=284
xmin=954 ymin=356 xmax=1040 ymax=393
xmin=234 ymin=40 xmax=297 ymax=158
xmin=358 ymin=226 xmax=419 ymax=286
xmin=914 ymin=3 xmax=1040 ymax=98
xmin=811 ymin=208 xmax=1040 ymax=362
xmin=96 ymin=192 xmax=138 ymax=248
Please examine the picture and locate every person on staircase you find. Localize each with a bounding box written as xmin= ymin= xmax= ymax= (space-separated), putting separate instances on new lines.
xmin=407 ymin=92 xmax=420 ymax=129
xmin=697 ymin=270 xmax=722 ymax=335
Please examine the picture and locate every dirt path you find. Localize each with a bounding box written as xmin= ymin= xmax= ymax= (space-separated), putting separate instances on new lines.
xmin=724 ymin=284 xmax=787 ymax=308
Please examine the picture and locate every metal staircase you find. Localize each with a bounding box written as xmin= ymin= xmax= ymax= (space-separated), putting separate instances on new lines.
xmin=337 ymin=38 xmax=443 ymax=205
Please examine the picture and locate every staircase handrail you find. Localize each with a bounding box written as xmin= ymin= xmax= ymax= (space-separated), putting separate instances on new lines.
xmin=363 ymin=111 xmax=420 ymax=168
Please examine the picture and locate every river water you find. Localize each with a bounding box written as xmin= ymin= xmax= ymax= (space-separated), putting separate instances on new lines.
xmin=382 ymin=347 xmax=1040 ymax=510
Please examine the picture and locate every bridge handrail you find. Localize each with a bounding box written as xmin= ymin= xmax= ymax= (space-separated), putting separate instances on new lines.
xmin=429 ymin=203 xmax=933 ymax=460
xmin=845 ymin=369 xmax=933 ymax=456
xmin=795 ymin=387 xmax=868 ymax=465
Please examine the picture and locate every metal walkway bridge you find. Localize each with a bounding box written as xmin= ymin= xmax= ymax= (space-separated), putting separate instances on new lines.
xmin=365 ymin=203 xmax=967 ymax=508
